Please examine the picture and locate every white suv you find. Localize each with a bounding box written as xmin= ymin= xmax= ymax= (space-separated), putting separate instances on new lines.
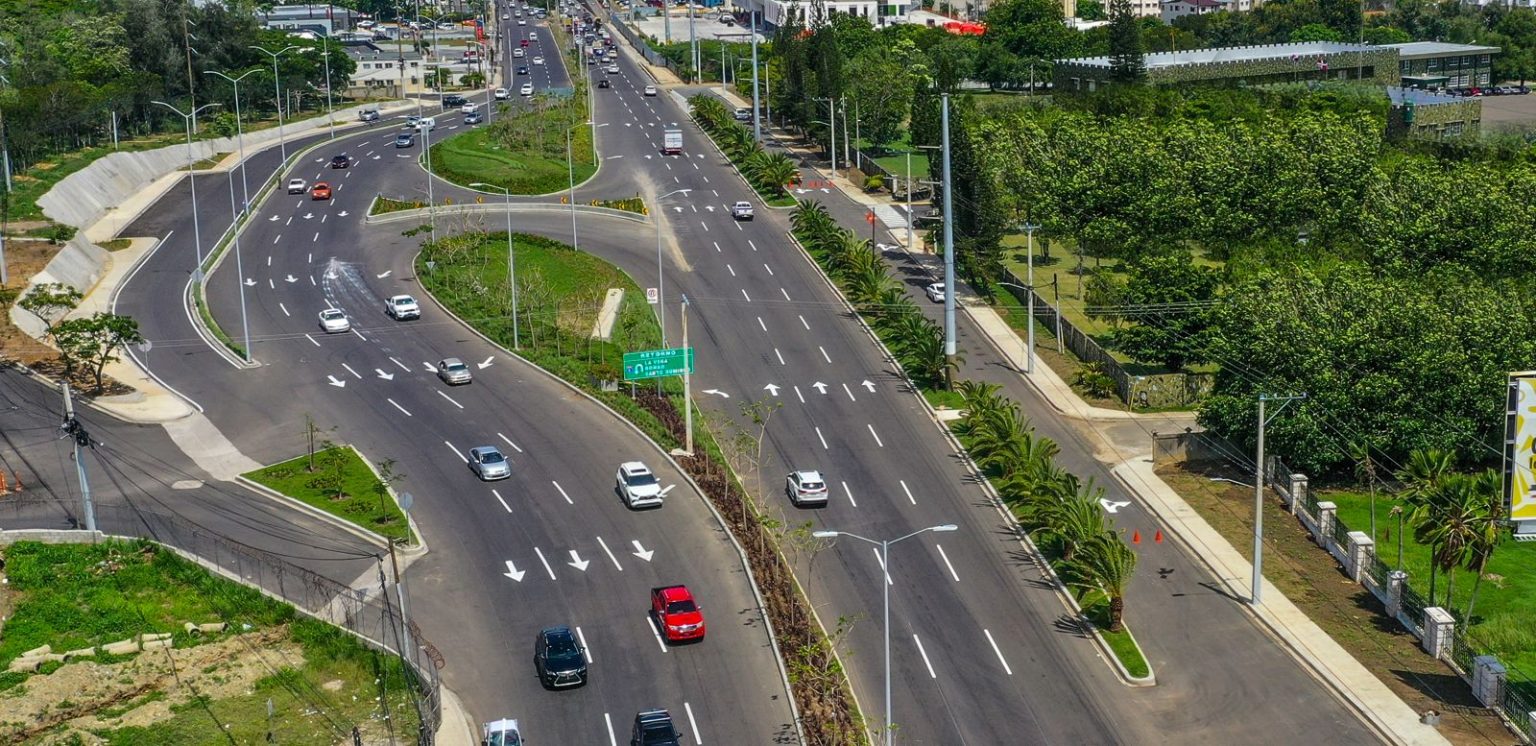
xmin=786 ymin=471 xmax=828 ymax=507
xmin=616 ymin=461 xmax=663 ymax=508
xmin=287 ymin=178 xmax=307 ymax=194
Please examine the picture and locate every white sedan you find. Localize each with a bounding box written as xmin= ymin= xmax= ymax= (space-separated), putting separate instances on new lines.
xmin=924 ymin=283 xmax=946 ymax=303
xmin=494 ymin=87 xmax=509 ymax=99
xmin=520 ymin=83 xmax=534 ymax=96
xmin=533 ymin=56 xmax=545 ymax=65
xmin=606 ymin=64 xmax=620 ymax=74
xmin=643 ymin=84 xmax=657 ymax=96
xmin=318 ymin=308 xmax=351 ymax=333
xmin=518 ymin=18 xmax=527 ymax=25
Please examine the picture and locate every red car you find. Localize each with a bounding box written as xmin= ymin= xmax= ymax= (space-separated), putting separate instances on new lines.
xmin=311 ymin=182 xmax=332 ymax=200
xmin=650 ymin=585 xmax=705 ymax=643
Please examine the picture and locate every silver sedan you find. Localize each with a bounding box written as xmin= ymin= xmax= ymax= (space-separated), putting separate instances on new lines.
xmin=469 ymin=446 xmax=512 ymax=481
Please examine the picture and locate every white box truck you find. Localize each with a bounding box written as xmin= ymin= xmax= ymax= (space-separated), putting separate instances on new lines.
xmin=662 ymin=128 xmax=683 ymax=155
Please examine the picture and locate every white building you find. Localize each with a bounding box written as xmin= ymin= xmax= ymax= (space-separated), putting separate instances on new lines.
xmin=734 ymin=0 xmax=919 ymax=27
xmin=345 ymin=44 xmax=428 ymax=98
xmin=1161 ymin=0 xmax=1230 ymax=22
xmin=259 ymin=4 xmax=359 ymax=37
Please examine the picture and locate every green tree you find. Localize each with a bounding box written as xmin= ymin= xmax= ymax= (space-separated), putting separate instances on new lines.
xmin=1106 ymin=0 xmax=1145 ymax=83
xmin=1106 ymin=253 xmax=1219 ymax=371
xmin=17 ymin=282 xmax=83 ymax=344
xmin=1460 ymin=469 xmax=1505 ymax=622
xmin=1079 ymin=0 xmax=1106 ymax=21
xmin=1290 ymin=22 xmax=1344 ymax=42
xmin=53 ymin=312 xmax=144 ymax=394
xmin=1062 ymin=533 xmax=1138 ymax=632
xmin=1038 ymin=489 xmax=1107 ymax=563
xmin=1317 ymin=0 xmax=1363 ymax=40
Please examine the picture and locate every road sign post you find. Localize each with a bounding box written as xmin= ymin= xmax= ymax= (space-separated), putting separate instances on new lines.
xmin=623 ymin=347 xmax=694 ymax=381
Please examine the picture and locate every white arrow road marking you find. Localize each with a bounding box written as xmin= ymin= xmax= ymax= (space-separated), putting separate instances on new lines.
xmin=935 ymin=544 xmax=961 ymax=582
xmin=812 ymin=382 xmax=828 ymax=395
xmin=305 ymin=334 xmax=320 ymax=347
xmin=338 ymin=210 xmax=349 ymax=217
xmin=437 ymin=390 xmax=464 ymax=409
xmin=503 ymin=560 xmax=526 ymax=582
xmin=704 ymin=205 xmax=715 ymax=212
xmin=389 ymin=357 xmax=411 ymax=372
xmin=285 ymin=274 xmax=298 ymax=283
xmin=498 ymin=433 xmax=524 ymax=453
xmin=913 ymin=635 xmax=938 ymax=678
xmin=376 ymin=369 xmax=395 ymax=380
xmin=815 ymin=426 xmax=829 ymax=450
xmin=842 ymin=383 xmax=857 ymax=402
xmin=422 ymin=361 xmax=436 ymax=372
xmin=984 ymin=629 xmax=1014 ymax=675
xmin=534 ymin=547 xmax=557 ymax=580
xmin=842 ymin=481 xmax=857 ymax=507
xmin=631 ymin=540 xmax=654 ymax=561
xmin=279 ymin=303 xmax=290 ymax=317
xmin=377 ymin=270 xmax=392 ymax=279
xmin=567 ymin=549 xmax=590 ymax=572
xmin=326 ymin=375 xmax=346 ymax=387
xmin=862 ymin=380 xmax=876 ymax=392
xmin=269 ymin=215 xmax=279 ymax=221
xmin=492 ymin=489 xmax=511 ymax=513
xmin=702 ymin=389 xmax=729 ymax=398
xmin=672 ymin=205 xmax=682 ymax=212
xmin=244 ymin=278 xmax=256 ymax=287
xmin=341 ymin=363 xmax=362 ymax=379
xmin=764 ymin=383 xmax=780 ymax=397
xmin=900 ymin=479 xmax=917 ymax=505
xmin=478 ymin=356 xmax=495 ymax=369
xmin=387 ymin=398 xmax=412 ymax=416
xmin=596 ymin=536 xmax=623 ymax=571
xmin=303 ymin=212 xmax=314 ymax=219
xmin=873 ymin=546 xmax=892 ymax=585
xmin=1100 ymin=499 xmax=1131 ymax=514
xmin=868 ymin=424 xmax=885 ymax=448
xmin=553 ymin=481 xmax=573 ymax=504
xmin=445 ymin=441 xmax=467 ymax=462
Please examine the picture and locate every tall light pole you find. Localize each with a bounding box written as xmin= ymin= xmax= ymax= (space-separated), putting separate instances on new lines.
xmin=153 ymin=100 xmax=221 ymax=279
xmin=1252 ymin=393 xmax=1305 ymax=605
xmin=655 ymin=188 xmax=692 ymax=346
xmin=204 ymin=69 xmax=260 ymax=214
xmin=815 ymin=97 xmax=837 ymax=173
xmin=813 ymin=524 xmax=959 ymax=746
xmin=311 ymin=45 xmax=337 ymax=140
xmin=472 ymin=182 xmax=520 ymax=349
xmin=940 ymin=93 xmax=956 ymax=388
xmin=566 ymin=121 xmax=608 ymax=251
xmin=249 ymin=44 xmax=302 ymax=162
xmin=750 ymin=10 xmax=761 ymax=141
xmin=1021 ymin=221 xmax=1038 ymax=374
xmin=470 ymin=41 xmax=494 ymax=125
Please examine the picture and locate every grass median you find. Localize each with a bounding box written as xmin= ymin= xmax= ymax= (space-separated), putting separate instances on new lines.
xmin=430 ymin=96 xmax=596 ymax=195
xmin=243 ymin=445 xmax=414 ymax=545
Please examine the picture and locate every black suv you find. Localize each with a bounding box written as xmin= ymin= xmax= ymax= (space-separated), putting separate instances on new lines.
xmin=329 ymin=154 xmax=351 ymax=169
xmin=630 ymin=709 xmax=680 ymax=746
xmin=533 ymin=625 xmax=587 ymax=688
xmin=443 ymin=94 xmax=468 ymax=108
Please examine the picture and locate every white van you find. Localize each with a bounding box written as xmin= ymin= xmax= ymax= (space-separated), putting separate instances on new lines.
xmin=461 ymin=102 xmax=480 ymax=115
xmin=414 ymin=116 xmax=437 ymax=132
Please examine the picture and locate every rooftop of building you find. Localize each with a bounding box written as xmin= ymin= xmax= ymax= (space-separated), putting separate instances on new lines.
xmin=1386 ymin=86 xmax=1470 ymax=106
xmin=1383 ymin=41 xmax=1501 ymax=58
xmin=1062 ymin=41 xmax=1379 ymax=69
xmin=1160 ymin=0 xmax=1229 ymax=7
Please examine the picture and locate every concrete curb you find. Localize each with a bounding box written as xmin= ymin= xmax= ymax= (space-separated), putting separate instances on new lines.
xmin=782 ymin=228 xmax=1157 ymax=688
xmin=363 ymin=200 xmax=649 ymax=226
xmin=409 ymin=249 xmax=807 ymax=745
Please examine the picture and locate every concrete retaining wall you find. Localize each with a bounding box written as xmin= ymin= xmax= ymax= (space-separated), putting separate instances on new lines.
xmin=7 ymin=236 xmax=111 ymax=339
xmin=39 ymin=102 xmax=403 ymax=229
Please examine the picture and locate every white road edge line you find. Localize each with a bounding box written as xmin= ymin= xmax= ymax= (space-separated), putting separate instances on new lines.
xmin=534 ymin=547 xmax=557 ymax=580
xmin=984 ymin=629 xmax=1014 ymax=675
xmin=576 ymin=625 xmax=594 ymax=663
xmin=498 ymin=432 xmax=524 ymax=453
xmin=935 ymin=543 xmax=960 ymax=582
xmin=387 ymin=398 xmax=412 ymax=417
xmin=553 ymin=480 xmax=574 ymax=504
xmin=492 ymin=488 xmax=512 ymax=513
xmin=595 ymin=536 xmax=623 ymax=571
xmin=868 ymin=424 xmax=885 ymax=447
xmin=684 ymin=702 xmax=702 ymax=745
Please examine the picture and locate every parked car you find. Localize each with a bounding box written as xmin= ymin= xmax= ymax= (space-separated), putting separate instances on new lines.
xmin=385 ymin=294 xmax=420 ymax=320
xmin=533 ymin=626 xmax=588 ymax=688
xmin=616 ymin=461 xmax=663 ymax=508
xmin=785 ymin=470 xmax=828 ymax=507
xmin=733 ymin=107 xmax=752 ymax=122
xmin=631 ymin=709 xmax=681 ymax=746
xmin=395 ymin=132 xmax=416 ymax=148
xmin=650 ymin=585 xmax=705 ymax=642
xmin=287 ymin=178 xmax=307 ymax=194
xmin=310 ymin=182 xmax=332 ymax=200
xmin=468 ymin=446 xmax=512 ymax=481
xmin=329 ymin=154 xmax=351 ymax=169
xmin=437 ymin=358 xmax=473 ymax=385
xmin=924 ymin=282 xmax=946 ymax=302
xmin=317 ymin=308 xmax=350 ymax=333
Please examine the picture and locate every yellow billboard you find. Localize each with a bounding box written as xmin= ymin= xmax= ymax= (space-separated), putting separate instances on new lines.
xmin=1505 ymin=372 xmax=1536 ymax=523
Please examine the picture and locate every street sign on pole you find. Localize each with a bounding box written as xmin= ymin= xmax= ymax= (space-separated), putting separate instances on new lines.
xmin=623 ymin=347 xmax=694 ymax=381
xmin=646 ymin=287 xmax=660 ymax=305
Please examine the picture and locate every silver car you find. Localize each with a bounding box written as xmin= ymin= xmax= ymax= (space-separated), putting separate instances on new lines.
xmin=469 ymin=446 xmax=512 ymax=481
xmin=437 ymin=358 xmax=473 ymax=385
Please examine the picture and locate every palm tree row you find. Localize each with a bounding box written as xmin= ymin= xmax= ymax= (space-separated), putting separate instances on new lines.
xmin=689 ymin=95 xmax=797 ymax=199
xmin=1394 ymin=448 xmax=1506 ymax=622
xmin=791 ymin=202 xmax=956 ymax=388
xmin=956 ymin=381 xmax=1139 ymax=631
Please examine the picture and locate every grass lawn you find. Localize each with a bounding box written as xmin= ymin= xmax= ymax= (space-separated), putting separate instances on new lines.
xmin=429 ymin=107 xmax=597 ymax=195
xmin=0 ymin=541 xmax=419 ymax=743
xmin=243 ymin=446 xmax=414 ymax=545
xmin=855 ymin=130 xmax=928 ymax=179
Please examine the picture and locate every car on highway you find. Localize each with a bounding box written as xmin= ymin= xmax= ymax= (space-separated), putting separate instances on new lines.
xmin=494 ymin=87 xmax=509 ymax=99
xmin=520 ymin=83 xmax=534 ymax=96
xmin=518 ymin=18 xmax=527 ymax=25
xmin=516 ymin=65 xmax=529 ymax=75
xmin=310 ymin=182 xmax=332 ymax=200
xmin=734 ymin=107 xmax=752 ymax=121
xmin=317 ymin=308 xmax=350 ymax=333
xmin=286 ymin=178 xmax=307 ymax=194
xmin=329 ymin=154 xmax=351 ymax=168
xmin=513 ymin=47 xmax=525 ymax=58
xmin=924 ymin=282 xmax=946 ymax=303
xmin=643 ymin=84 xmax=657 ymax=96
xmin=358 ymin=108 xmax=381 ymax=123
xmin=533 ymin=56 xmax=545 ymax=65
xmin=529 ymin=31 xmax=538 ymax=40
xmin=606 ymin=63 xmax=620 ymax=74
xmin=384 ymin=294 xmax=420 ymax=320
xmin=481 ymin=718 xmax=522 ymax=746
xmin=461 ymin=101 xmax=481 ymax=115
xmin=468 ymin=446 xmax=512 ymax=481
xmin=616 ymin=461 xmax=663 ymax=508
xmin=501 ymin=12 xmax=510 ymax=19
xmin=521 ymin=38 xmax=530 ymax=47
xmin=395 ymin=132 xmax=416 ymax=148
xmin=785 ymin=470 xmax=828 ymax=507
xmin=437 ymin=357 xmax=473 ymax=385
xmin=730 ymin=201 xmax=753 ymax=220
xmin=630 ymin=709 xmax=681 ymax=746
xmin=533 ymin=625 xmax=588 ymax=688
xmin=414 ymin=116 xmax=437 ymax=131
xmin=598 ymin=78 xmax=610 ymax=88
xmin=443 ymin=94 xmax=468 ymax=108
xmin=650 ymin=585 xmax=705 ymax=643
xmin=465 ymin=111 xmax=484 ymax=125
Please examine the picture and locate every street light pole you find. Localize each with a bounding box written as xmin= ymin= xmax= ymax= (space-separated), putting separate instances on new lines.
xmin=940 ymin=94 xmax=956 ymax=388
xmin=472 ymin=182 xmax=519 ymax=349
xmin=152 ymin=100 xmax=221 ymax=279
xmin=318 ymin=46 xmax=336 ymax=140
xmin=813 ymin=524 xmax=958 ymax=746
xmin=1022 ymin=221 xmax=1038 ymax=374
xmin=655 ymin=188 xmax=692 ymax=346
xmin=250 ymin=44 xmax=302 ymax=162
xmin=750 ymin=10 xmax=761 ymax=141
xmin=204 ymin=69 xmax=260 ymax=214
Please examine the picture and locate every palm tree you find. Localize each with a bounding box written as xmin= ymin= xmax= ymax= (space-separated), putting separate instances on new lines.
xmin=1063 ymin=533 xmax=1139 ymax=632
xmin=956 ymin=380 xmax=1004 ymax=429
xmin=967 ymin=399 xmax=1031 ymax=469
xmin=1348 ymin=438 xmax=1381 ymax=544
xmin=1038 ymin=488 xmax=1107 ymax=563
xmin=755 ymin=152 xmax=799 ymax=197
xmin=847 ymin=264 xmax=897 ymax=307
xmin=1461 ymin=469 xmax=1506 ymax=623
xmin=902 ymin=320 xmax=961 ymax=389
xmin=1411 ymin=474 xmax=1481 ymax=609
xmin=1398 ymin=447 xmax=1457 ymax=604
xmin=790 ymin=201 xmax=832 ymax=235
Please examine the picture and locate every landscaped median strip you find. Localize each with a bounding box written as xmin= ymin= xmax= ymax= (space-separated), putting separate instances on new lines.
xmin=240 ymin=444 xmax=418 ymax=547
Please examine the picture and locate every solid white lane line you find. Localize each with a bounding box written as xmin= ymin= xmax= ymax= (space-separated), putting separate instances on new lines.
xmin=819 ymin=346 xmax=831 ymax=363
xmin=492 ymin=489 xmax=512 ymax=513
xmin=741 ymin=288 xmax=751 ymax=302
xmin=747 ymin=239 xmax=758 ymax=252
xmin=304 ymin=334 xmax=321 ymax=347
xmin=900 ymin=479 xmax=917 ymax=505
xmin=389 ymin=356 xmax=411 ymax=372
xmin=596 ymin=536 xmax=623 ymax=571
xmin=794 ymin=386 xmax=805 ymax=404
xmin=445 ymin=441 xmax=467 ymax=462
xmin=576 ymin=626 xmax=593 ymax=663
xmin=534 ymin=547 xmax=557 ymax=580
xmin=913 ymin=635 xmax=938 ymax=678
xmin=935 ymin=544 xmax=960 ymax=582
xmin=984 ymin=629 xmax=1014 ymax=675
xmin=498 ymin=432 xmax=524 ymax=453
xmin=815 ymin=426 xmax=829 ymax=450
xmin=553 ymin=480 xmax=574 ymax=504
xmin=757 ymin=316 xmax=767 ymax=332
xmin=763 ymin=263 xmax=774 ymax=276
xmin=646 ymin=616 xmax=669 ymax=652
xmin=799 ymin=315 xmax=810 ymax=330
xmin=842 ymin=382 xmax=856 ymax=401
xmin=604 ymin=714 xmax=618 ymax=746
xmin=684 ymin=702 xmax=702 ymax=745
xmin=781 ymin=287 xmax=792 ymax=302
xmin=279 ymin=303 xmax=291 ymax=317
xmin=437 ymin=390 xmax=464 ymax=409
xmin=387 ymin=398 xmax=413 ymax=417
xmin=726 ymin=264 xmax=735 ymax=277
xmin=341 ymin=363 xmax=362 ymax=379
xmin=873 ymin=546 xmax=893 ymax=585
xmin=774 ymin=348 xmax=785 ymax=366
xmin=868 ymin=424 xmax=885 ymax=448
xmin=842 ymin=481 xmax=857 ymax=507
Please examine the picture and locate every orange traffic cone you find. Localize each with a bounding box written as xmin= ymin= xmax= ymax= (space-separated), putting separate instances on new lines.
xmin=1155 ymin=530 xmax=1164 ymax=544
xmin=1132 ymin=530 xmax=1141 ymax=545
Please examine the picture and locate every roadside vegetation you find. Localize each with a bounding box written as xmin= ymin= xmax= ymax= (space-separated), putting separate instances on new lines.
xmin=0 ymin=540 xmax=419 ymax=743
xmin=688 ymin=96 xmax=798 ymax=207
xmin=416 ymin=230 xmax=865 ymax=743
xmin=430 ymin=93 xmax=596 ymax=195
xmin=243 ymin=444 xmax=414 ymax=545
xmin=12 ymin=281 xmax=141 ymax=395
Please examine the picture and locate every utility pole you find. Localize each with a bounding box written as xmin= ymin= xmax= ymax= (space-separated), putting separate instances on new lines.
xmin=750 ymin=10 xmax=761 ymax=141
xmin=60 ymin=384 xmax=97 ymax=533
xmin=816 ymin=97 xmax=837 ymax=173
xmin=940 ymin=94 xmax=956 ymax=389
xmin=1252 ymin=393 xmax=1305 ymax=605
xmin=1022 ymin=221 xmax=1038 ymax=374
xmin=682 ymin=295 xmax=692 ymax=456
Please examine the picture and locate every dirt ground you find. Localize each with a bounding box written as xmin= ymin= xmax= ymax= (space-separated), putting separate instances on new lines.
xmin=0 ymin=239 xmax=61 ymax=365
xmin=1159 ymin=461 xmax=1517 ymax=745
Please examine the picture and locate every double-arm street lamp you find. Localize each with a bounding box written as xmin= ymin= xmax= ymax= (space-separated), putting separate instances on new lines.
xmin=152 ymin=100 xmax=221 ymax=279
xmin=398 ymin=115 xmax=438 ymax=243
xmin=249 ymin=44 xmax=303 ymax=162
xmin=471 ymin=182 xmax=520 ymax=349
xmin=203 ymin=69 xmax=261 ymax=214
xmin=812 ymin=523 xmax=958 ymax=746
xmin=654 ymin=188 xmax=691 ymax=346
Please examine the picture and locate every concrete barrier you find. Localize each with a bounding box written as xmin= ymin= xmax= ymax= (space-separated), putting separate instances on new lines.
xmin=7 ymin=236 xmax=111 ymax=340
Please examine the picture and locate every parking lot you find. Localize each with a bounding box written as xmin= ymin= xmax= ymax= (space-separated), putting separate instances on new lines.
xmin=1477 ymin=89 xmax=1536 ymax=131
xmin=629 ymin=12 xmax=766 ymax=43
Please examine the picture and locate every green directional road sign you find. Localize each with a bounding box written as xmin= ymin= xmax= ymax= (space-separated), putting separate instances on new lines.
xmin=623 ymin=347 xmax=694 ymax=381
